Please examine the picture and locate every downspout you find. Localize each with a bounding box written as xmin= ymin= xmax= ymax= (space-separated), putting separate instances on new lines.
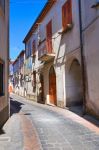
xmin=78 ymin=0 xmax=86 ymax=115
xmin=8 ymin=0 xmax=10 ymax=117
xmin=24 ymin=43 xmax=26 ymax=97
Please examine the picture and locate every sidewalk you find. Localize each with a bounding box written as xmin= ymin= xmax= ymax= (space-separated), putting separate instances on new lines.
xmin=0 ymin=112 xmax=41 ymax=150
xmin=0 ymin=114 xmax=23 ymax=150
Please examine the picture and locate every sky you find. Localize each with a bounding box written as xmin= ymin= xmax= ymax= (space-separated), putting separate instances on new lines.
xmin=10 ymin=0 xmax=47 ymax=60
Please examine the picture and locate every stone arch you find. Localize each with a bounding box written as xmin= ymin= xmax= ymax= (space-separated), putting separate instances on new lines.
xmin=66 ymin=58 xmax=83 ymax=106
xmin=38 ymin=73 xmax=44 ymax=104
xmin=66 ymin=56 xmax=81 ymax=73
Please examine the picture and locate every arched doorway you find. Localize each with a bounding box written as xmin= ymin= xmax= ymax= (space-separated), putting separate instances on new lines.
xmin=66 ymin=59 xmax=83 ymax=106
xmin=39 ymin=74 xmax=44 ymax=103
xmin=37 ymin=73 xmax=44 ymax=104
xmin=49 ymin=66 xmax=57 ymax=105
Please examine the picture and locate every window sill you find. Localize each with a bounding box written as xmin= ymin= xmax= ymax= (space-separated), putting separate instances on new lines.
xmin=38 ymin=38 xmax=46 ymax=46
xmin=91 ymin=2 xmax=99 ymax=8
xmin=0 ymin=94 xmax=5 ymax=97
xmin=58 ymin=24 xmax=73 ymax=35
xmin=31 ymin=53 xmax=36 ymax=57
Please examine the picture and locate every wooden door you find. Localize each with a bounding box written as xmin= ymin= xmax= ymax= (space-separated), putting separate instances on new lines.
xmin=49 ymin=66 xmax=57 ymax=105
xmin=40 ymin=74 xmax=44 ymax=103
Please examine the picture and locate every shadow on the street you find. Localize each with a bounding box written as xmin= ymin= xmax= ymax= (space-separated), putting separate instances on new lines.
xmin=24 ymin=113 xmax=31 ymax=116
xmin=68 ymin=105 xmax=99 ymax=127
xmin=0 ymin=129 xmax=5 ymax=135
xmin=10 ymin=97 xmax=24 ymax=116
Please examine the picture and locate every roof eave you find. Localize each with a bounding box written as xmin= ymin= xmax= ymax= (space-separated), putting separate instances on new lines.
xmin=23 ymin=0 xmax=56 ymax=43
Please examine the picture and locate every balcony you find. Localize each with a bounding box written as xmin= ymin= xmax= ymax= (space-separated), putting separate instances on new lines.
xmin=38 ymin=39 xmax=55 ymax=62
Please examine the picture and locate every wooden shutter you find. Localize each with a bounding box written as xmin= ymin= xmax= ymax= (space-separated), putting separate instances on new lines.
xmin=0 ymin=59 xmax=3 ymax=64
xmin=62 ymin=0 xmax=72 ymax=30
xmin=32 ymin=71 xmax=36 ymax=87
xmin=0 ymin=62 xmax=3 ymax=96
xmin=46 ymin=20 xmax=52 ymax=53
xmin=62 ymin=2 xmax=67 ymax=30
xmin=67 ymin=0 xmax=72 ymax=25
xmin=32 ymin=40 xmax=36 ymax=56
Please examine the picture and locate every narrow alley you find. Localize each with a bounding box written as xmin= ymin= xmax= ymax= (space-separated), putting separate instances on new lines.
xmin=1 ymin=0 xmax=99 ymax=149
xmin=0 ymin=94 xmax=99 ymax=150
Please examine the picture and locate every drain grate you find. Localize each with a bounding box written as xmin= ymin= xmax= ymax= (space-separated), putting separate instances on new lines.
xmin=0 ymin=137 xmax=11 ymax=142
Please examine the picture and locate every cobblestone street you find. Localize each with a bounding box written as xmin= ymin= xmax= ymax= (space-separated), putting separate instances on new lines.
xmin=0 ymin=94 xmax=99 ymax=150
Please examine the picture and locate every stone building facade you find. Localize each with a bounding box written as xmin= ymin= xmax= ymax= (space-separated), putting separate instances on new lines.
xmin=13 ymin=50 xmax=25 ymax=96
xmin=23 ymin=0 xmax=83 ymax=108
xmin=19 ymin=0 xmax=99 ymax=118
xmin=0 ymin=0 xmax=9 ymax=127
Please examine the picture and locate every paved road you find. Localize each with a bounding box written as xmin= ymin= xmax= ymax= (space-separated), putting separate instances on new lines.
xmin=1 ymin=94 xmax=99 ymax=150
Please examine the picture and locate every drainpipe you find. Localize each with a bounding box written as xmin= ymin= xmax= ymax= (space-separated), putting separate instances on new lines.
xmin=8 ymin=0 xmax=10 ymax=117
xmin=78 ymin=0 xmax=86 ymax=115
xmin=24 ymin=44 xmax=26 ymax=97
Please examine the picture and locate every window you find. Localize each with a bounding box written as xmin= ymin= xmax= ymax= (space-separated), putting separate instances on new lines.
xmin=46 ymin=20 xmax=52 ymax=53
xmin=0 ymin=61 xmax=4 ymax=96
xmin=32 ymin=71 xmax=36 ymax=92
xmin=62 ymin=0 xmax=72 ymax=31
xmin=26 ymin=41 xmax=31 ymax=58
xmin=28 ymin=41 xmax=31 ymax=56
xmin=32 ymin=40 xmax=36 ymax=56
xmin=26 ymin=45 xmax=29 ymax=58
xmin=0 ymin=0 xmax=5 ymax=14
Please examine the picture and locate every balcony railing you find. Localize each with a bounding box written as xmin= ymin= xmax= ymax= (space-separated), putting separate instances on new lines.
xmin=38 ymin=39 xmax=55 ymax=61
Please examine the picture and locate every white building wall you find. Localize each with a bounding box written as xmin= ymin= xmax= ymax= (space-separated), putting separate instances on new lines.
xmin=40 ymin=0 xmax=81 ymax=106
xmin=25 ymin=29 xmax=40 ymax=100
xmin=0 ymin=0 xmax=9 ymax=126
xmin=25 ymin=0 xmax=81 ymax=107
xmin=38 ymin=0 xmax=81 ymax=107
xmin=81 ymin=0 xmax=99 ymax=116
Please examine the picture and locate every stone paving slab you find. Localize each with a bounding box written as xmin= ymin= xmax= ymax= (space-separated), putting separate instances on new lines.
xmin=10 ymin=94 xmax=99 ymax=150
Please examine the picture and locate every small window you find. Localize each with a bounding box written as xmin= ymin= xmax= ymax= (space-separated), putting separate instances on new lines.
xmin=28 ymin=41 xmax=31 ymax=57
xmin=62 ymin=0 xmax=72 ymax=31
xmin=0 ymin=0 xmax=5 ymax=15
xmin=26 ymin=41 xmax=31 ymax=58
xmin=33 ymin=71 xmax=36 ymax=87
xmin=0 ymin=61 xmax=4 ymax=96
xmin=32 ymin=71 xmax=36 ymax=92
xmin=32 ymin=40 xmax=36 ymax=56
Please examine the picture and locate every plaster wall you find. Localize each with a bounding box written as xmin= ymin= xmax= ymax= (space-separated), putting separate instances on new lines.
xmin=81 ymin=0 xmax=99 ymax=117
xmin=0 ymin=0 xmax=9 ymax=126
xmin=25 ymin=0 xmax=82 ymax=107
xmin=38 ymin=0 xmax=81 ymax=106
